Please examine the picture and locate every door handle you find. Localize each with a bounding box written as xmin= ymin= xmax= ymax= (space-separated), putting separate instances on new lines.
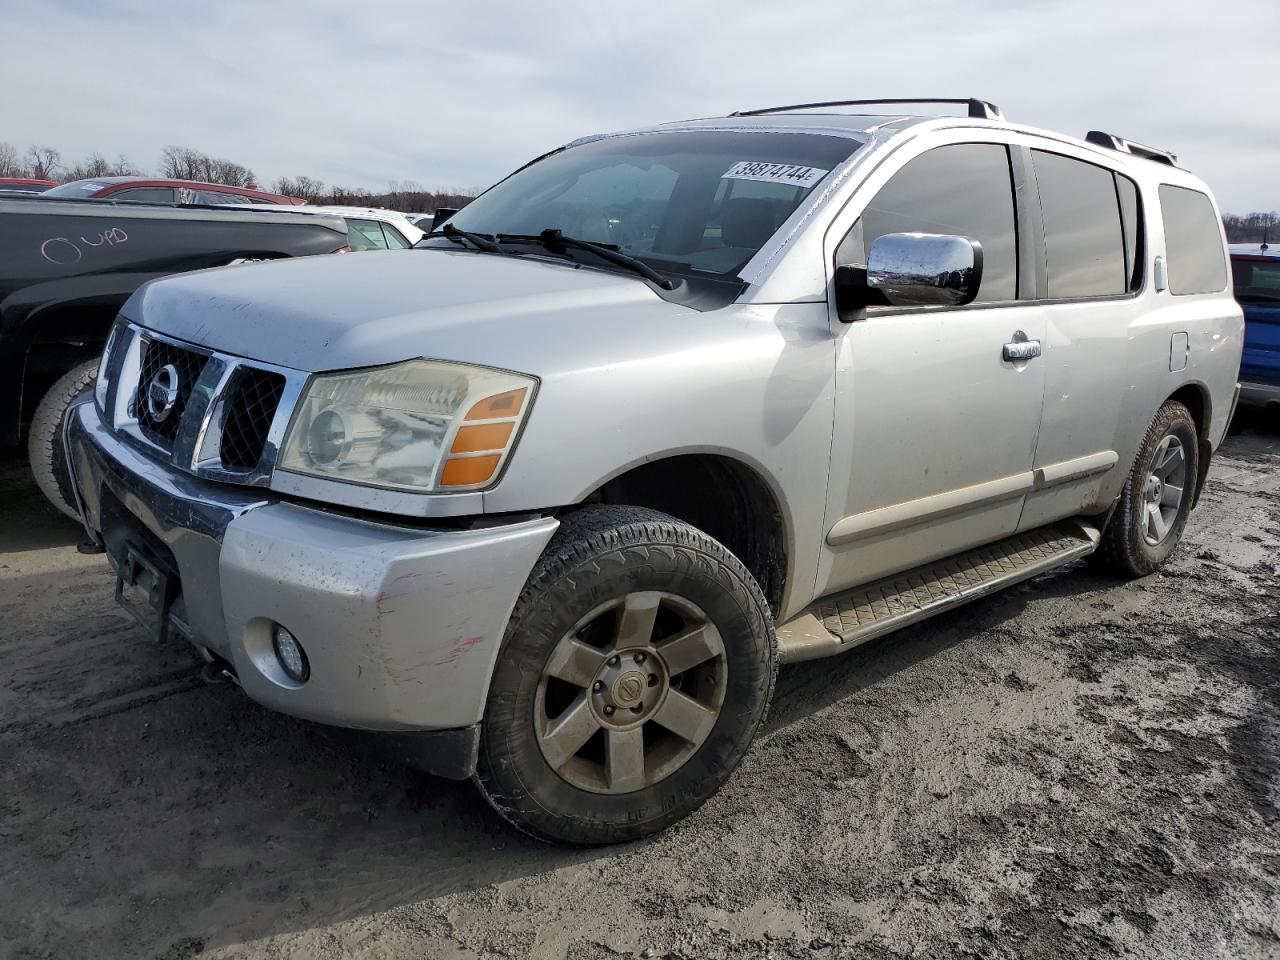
xmin=1003 ymin=332 xmax=1041 ymax=362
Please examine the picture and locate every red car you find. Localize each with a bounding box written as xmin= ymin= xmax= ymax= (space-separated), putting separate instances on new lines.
xmin=39 ymin=176 xmax=303 ymax=205
xmin=0 ymin=177 xmax=58 ymax=194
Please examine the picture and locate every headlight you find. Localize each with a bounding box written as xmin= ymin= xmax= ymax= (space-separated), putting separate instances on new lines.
xmin=278 ymin=359 xmax=535 ymax=493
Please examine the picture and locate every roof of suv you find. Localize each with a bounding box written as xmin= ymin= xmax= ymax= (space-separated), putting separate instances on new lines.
xmin=611 ymin=101 xmax=1184 ymax=175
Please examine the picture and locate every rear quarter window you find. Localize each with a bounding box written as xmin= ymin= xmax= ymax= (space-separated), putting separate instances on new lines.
xmin=1159 ymin=184 xmax=1227 ymax=296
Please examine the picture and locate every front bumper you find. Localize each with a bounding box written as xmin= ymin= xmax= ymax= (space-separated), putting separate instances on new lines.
xmin=67 ymin=398 xmax=559 ymax=739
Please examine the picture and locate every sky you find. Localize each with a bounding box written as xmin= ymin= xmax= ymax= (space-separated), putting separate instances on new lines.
xmin=3 ymin=0 xmax=1278 ymax=212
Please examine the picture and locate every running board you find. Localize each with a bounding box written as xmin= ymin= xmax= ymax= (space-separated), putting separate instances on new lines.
xmin=776 ymin=521 xmax=1101 ymax=663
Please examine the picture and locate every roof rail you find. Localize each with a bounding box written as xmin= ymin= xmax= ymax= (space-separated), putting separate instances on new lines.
xmin=1085 ymin=131 xmax=1178 ymax=166
xmin=729 ymin=98 xmax=1004 ymax=121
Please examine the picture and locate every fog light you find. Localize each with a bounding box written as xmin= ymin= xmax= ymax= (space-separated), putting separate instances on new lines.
xmin=272 ymin=625 xmax=309 ymax=683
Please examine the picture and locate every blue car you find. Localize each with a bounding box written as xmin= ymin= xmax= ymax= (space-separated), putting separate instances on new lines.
xmin=1231 ymin=242 xmax=1280 ymax=411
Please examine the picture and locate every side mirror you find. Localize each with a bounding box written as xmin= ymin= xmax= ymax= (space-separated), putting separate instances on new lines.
xmin=837 ymin=232 xmax=984 ymax=313
xmin=430 ymin=207 xmax=459 ymax=232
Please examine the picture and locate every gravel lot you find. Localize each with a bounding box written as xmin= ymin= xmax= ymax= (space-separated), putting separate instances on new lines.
xmin=2 ymin=417 xmax=1278 ymax=960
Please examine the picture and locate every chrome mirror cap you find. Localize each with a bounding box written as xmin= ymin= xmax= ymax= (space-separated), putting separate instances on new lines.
xmin=867 ymin=232 xmax=984 ymax=307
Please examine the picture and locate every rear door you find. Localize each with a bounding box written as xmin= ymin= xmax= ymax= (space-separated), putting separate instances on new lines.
xmin=817 ymin=139 xmax=1047 ymax=597
xmin=1016 ymin=148 xmax=1143 ymax=531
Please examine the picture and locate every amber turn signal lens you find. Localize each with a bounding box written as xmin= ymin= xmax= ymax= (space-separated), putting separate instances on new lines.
xmin=465 ymin=388 xmax=527 ymax=421
xmin=441 ymin=455 xmax=501 ymax=487
xmin=450 ymin=422 xmax=514 ymax=454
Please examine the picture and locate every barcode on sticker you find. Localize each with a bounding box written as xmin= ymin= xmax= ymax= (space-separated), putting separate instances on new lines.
xmin=722 ymin=162 xmax=828 ymax=188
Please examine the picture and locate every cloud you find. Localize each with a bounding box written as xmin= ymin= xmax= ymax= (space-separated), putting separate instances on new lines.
xmin=2 ymin=0 xmax=1277 ymax=211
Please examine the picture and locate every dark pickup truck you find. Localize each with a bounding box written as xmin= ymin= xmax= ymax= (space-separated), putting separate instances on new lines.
xmin=1 ymin=199 xmax=348 ymax=515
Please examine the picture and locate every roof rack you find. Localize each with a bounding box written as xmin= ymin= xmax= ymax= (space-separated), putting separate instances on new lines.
xmin=729 ymin=98 xmax=1004 ymax=120
xmin=1085 ymin=131 xmax=1178 ymax=166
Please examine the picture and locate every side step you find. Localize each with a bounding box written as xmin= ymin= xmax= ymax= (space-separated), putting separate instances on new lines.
xmin=776 ymin=521 xmax=1101 ymax=663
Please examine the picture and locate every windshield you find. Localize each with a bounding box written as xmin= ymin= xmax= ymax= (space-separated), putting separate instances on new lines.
xmin=40 ymin=180 xmax=110 ymax=198
xmin=1233 ymin=257 xmax=1280 ymax=302
xmin=443 ymin=130 xmax=860 ymax=280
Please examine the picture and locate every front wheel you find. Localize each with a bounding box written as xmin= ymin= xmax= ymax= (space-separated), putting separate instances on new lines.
xmin=1094 ymin=400 xmax=1199 ymax=578
xmin=28 ymin=358 xmax=99 ymax=520
xmin=475 ymin=505 xmax=776 ymax=845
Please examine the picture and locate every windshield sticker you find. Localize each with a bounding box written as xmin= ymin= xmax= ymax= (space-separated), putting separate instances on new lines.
xmin=722 ymin=162 xmax=828 ymax=188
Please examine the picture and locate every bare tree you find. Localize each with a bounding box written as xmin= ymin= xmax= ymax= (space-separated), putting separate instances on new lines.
xmin=159 ymin=145 xmax=255 ymax=187
xmin=0 ymin=142 xmax=21 ymax=177
xmin=272 ymin=175 xmax=326 ymax=202
xmin=64 ymin=152 xmax=143 ymax=181
xmin=1222 ymin=211 xmax=1279 ymax=243
xmin=24 ymin=145 xmax=62 ymax=180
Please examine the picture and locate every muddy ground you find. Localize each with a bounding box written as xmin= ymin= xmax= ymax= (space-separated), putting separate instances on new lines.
xmin=1 ymin=416 xmax=1278 ymax=960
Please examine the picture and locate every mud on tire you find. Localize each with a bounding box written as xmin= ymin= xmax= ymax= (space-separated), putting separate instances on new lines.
xmin=474 ymin=505 xmax=777 ymax=845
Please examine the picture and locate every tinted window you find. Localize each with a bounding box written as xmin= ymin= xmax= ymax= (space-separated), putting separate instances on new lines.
xmin=835 ymin=143 xmax=1018 ymax=303
xmin=1116 ymin=174 xmax=1143 ymax=290
xmin=110 ymin=187 xmax=176 ymax=203
xmin=191 ymin=189 xmax=245 ymax=205
xmin=1231 ymin=257 xmax=1280 ymax=303
xmin=1032 ymin=150 xmax=1126 ymax=298
xmin=347 ymin=219 xmax=388 ymax=251
xmin=448 ymin=130 xmax=859 ymax=281
xmin=1160 ymin=185 xmax=1227 ymax=295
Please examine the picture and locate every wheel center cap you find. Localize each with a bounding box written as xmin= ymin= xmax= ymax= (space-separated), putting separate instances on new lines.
xmin=1146 ymin=476 xmax=1162 ymax=502
xmin=612 ymin=671 xmax=647 ymax=706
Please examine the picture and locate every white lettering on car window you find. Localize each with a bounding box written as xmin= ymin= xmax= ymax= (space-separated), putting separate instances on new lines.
xmin=722 ymin=161 xmax=828 ymax=188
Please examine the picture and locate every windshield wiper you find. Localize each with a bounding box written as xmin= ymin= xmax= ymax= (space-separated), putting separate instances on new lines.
xmin=497 ymin=229 xmax=676 ymax=290
xmin=428 ymin=222 xmax=506 ymax=254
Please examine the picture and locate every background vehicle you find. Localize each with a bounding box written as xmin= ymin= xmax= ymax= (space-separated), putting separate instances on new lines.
xmin=0 ymin=177 xmax=57 ymax=194
xmin=66 ymin=99 xmax=1242 ymax=845
xmin=0 ymin=198 xmax=348 ymax=516
xmin=40 ymin=176 xmax=303 ymax=205
xmin=1230 ymin=242 xmax=1280 ymax=412
xmin=237 ymin=204 xmax=424 ymax=249
xmin=403 ymin=212 xmax=437 ymax=229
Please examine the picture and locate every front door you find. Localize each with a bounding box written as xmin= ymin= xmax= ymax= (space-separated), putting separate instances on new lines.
xmin=816 ymin=141 xmax=1046 ymax=598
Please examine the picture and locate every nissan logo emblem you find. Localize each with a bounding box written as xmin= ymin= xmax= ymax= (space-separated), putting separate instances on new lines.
xmin=146 ymin=363 xmax=181 ymax=422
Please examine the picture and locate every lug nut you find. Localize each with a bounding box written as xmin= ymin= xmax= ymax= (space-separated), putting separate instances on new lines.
xmin=633 ymin=651 xmax=647 ymax=664
xmin=592 ymin=680 xmax=604 ymax=692
xmin=607 ymin=655 xmax=620 ymax=667
xmin=603 ymin=704 xmax=615 ymax=716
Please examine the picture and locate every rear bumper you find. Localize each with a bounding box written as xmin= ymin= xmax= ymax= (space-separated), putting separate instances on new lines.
xmin=1239 ymin=377 xmax=1280 ymax=408
xmin=66 ymin=398 xmax=559 ymax=740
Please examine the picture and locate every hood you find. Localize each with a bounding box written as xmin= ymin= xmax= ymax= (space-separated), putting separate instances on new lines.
xmin=124 ymin=248 xmax=690 ymax=372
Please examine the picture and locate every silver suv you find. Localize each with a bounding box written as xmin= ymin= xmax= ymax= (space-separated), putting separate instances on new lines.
xmin=66 ymin=98 xmax=1243 ymax=844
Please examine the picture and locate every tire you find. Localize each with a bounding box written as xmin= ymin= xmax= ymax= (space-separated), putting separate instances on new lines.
xmin=27 ymin=358 xmax=98 ymax=520
xmin=1093 ymin=400 xmax=1199 ymax=578
xmin=474 ymin=505 xmax=777 ymax=845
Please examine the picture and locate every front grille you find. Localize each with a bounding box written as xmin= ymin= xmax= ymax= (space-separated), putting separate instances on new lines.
xmin=136 ymin=338 xmax=208 ymax=447
xmin=219 ymin=367 xmax=286 ymax=470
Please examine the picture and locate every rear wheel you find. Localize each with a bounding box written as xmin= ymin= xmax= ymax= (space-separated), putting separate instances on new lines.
xmin=474 ymin=505 xmax=776 ymax=845
xmin=1094 ymin=400 xmax=1199 ymax=577
xmin=28 ymin=359 xmax=98 ymax=520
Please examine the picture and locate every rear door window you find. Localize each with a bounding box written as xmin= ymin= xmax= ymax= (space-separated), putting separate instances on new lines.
xmin=110 ymin=187 xmax=176 ymax=203
xmin=835 ymin=143 xmax=1019 ymax=303
xmin=1159 ymin=185 xmax=1227 ymax=295
xmin=381 ymin=223 xmax=411 ymax=248
xmin=1031 ymin=150 xmax=1127 ymax=298
xmin=347 ymin=219 xmax=389 ymax=251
